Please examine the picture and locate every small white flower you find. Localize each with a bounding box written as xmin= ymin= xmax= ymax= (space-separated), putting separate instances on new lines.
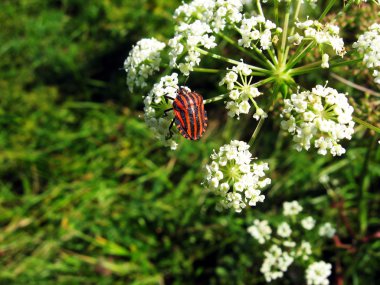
xmin=204 ymin=140 xmax=270 ymax=212
xmin=143 ymin=73 xmax=180 ymax=149
xmin=295 ymin=20 xmax=345 ymax=57
xmin=294 ymin=240 xmax=312 ymax=261
xmin=124 ymin=38 xmax=166 ymax=92
xmin=306 ymin=261 xmax=332 ymax=285
xmin=248 ymin=219 xmax=272 ymax=244
xmin=261 ymin=245 xmax=294 ymax=282
xmin=353 ymin=23 xmax=380 ymax=85
xmin=283 ymin=201 xmax=303 ymax=216
xmin=281 ymin=85 xmax=355 ymax=156
xmin=277 ymin=222 xmax=292 ymax=238
xmin=301 ymin=216 xmax=316 ymax=230
xmin=220 ymin=61 xmax=264 ymax=118
xmin=318 ymin=223 xmax=336 ymax=238
xmin=321 ymin=54 xmax=329 ymax=68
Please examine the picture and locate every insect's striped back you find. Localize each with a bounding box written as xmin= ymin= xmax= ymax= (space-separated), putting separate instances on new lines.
xmin=173 ymin=88 xmax=208 ymax=140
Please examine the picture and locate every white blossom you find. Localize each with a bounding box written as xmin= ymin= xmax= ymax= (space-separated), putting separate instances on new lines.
xmin=293 ymin=240 xmax=312 ymax=261
xmin=248 ymin=219 xmax=272 ymax=244
xmin=277 ymin=222 xmax=292 ymax=238
xmin=318 ymin=223 xmax=336 ymax=238
xmin=306 ymin=261 xmax=332 ymax=285
xmin=295 ymin=19 xmax=345 ymax=64
xmin=143 ymin=73 xmax=180 ymax=149
xmin=169 ymin=20 xmax=216 ymax=75
xmin=238 ymin=15 xmax=281 ymax=50
xmin=283 ymin=200 xmax=303 ymax=216
xmin=204 ymin=140 xmax=270 ymax=212
xmin=261 ymin=245 xmax=294 ymax=282
xmin=353 ymin=23 xmax=380 ymax=84
xmin=124 ymin=38 xmax=166 ymax=92
xmin=219 ymin=61 xmax=264 ymax=119
xmin=301 ymin=216 xmax=316 ymax=230
xmin=281 ymin=85 xmax=355 ymax=156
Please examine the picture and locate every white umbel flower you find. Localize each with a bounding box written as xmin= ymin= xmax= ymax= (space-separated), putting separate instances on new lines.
xmin=238 ymin=15 xmax=280 ymax=50
xmin=281 ymin=85 xmax=355 ymax=156
xmin=283 ymin=200 xmax=303 ymax=216
xmin=261 ymin=245 xmax=294 ymax=282
xmin=143 ymin=73 xmax=180 ymax=149
xmin=318 ymin=223 xmax=336 ymax=238
xmin=204 ymin=140 xmax=270 ymax=212
xmin=277 ymin=222 xmax=292 ymax=238
xmin=124 ymin=38 xmax=166 ymax=92
xmin=353 ymin=23 xmax=380 ymax=85
xmin=295 ymin=20 xmax=345 ymax=57
xmin=305 ymin=261 xmax=332 ymax=285
xmin=219 ymin=61 xmax=264 ymax=119
xmin=301 ymin=216 xmax=316 ymax=230
xmin=248 ymin=219 xmax=272 ymax=244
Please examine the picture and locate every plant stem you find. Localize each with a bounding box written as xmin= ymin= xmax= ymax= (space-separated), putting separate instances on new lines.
xmin=331 ymin=73 xmax=380 ymax=97
xmin=319 ymin=0 xmax=337 ymax=21
xmin=286 ymin=41 xmax=315 ymax=70
xmin=256 ymin=0 xmax=264 ymax=17
xmin=353 ymin=116 xmax=380 ymax=134
xmin=283 ymin=0 xmax=302 ymax=64
xmin=279 ymin=3 xmax=290 ymax=66
xmin=218 ymin=33 xmax=273 ymax=69
xmin=289 ymin=58 xmax=362 ymax=76
xmin=248 ymin=116 xmax=265 ymax=147
xmin=204 ymin=93 xmax=229 ymax=104
xmin=195 ymin=47 xmax=271 ymax=74
xmin=192 ymin=67 xmax=220 ymax=73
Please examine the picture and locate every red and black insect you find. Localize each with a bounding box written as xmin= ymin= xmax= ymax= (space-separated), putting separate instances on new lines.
xmin=164 ymin=87 xmax=208 ymax=140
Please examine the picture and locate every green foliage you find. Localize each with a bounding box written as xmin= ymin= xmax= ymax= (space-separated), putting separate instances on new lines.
xmin=1 ymin=0 xmax=380 ymax=284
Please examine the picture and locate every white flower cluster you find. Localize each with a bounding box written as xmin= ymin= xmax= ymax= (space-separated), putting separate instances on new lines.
xmin=306 ymin=261 xmax=332 ymax=285
xmin=174 ymin=0 xmax=243 ymax=33
xmin=281 ymin=85 xmax=355 ymax=156
xmin=353 ymin=23 xmax=380 ymax=84
xmin=293 ymin=20 xmax=345 ymax=67
xmin=219 ymin=62 xmax=266 ymax=119
xmin=238 ymin=15 xmax=280 ymax=50
xmin=261 ymin=245 xmax=294 ymax=282
xmin=124 ymin=38 xmax=166 ymax=92
xmin=318 ymin=222 xmax=336 ymax=238
xmin=169 ymin=20 xmax=217 ymax=75
xmin=301 ymin=216 xmax=316 ymax=230
xmin=248 ymin=201 xmax=336 ymax=283
xmin=204 ymin=140 xmax=271 ymax=212
xmin=170 ymin=0 xmax=244 ymax=75
xmin=143 ymin=73 xmax=180 ymax=150
xmin=247 ymin=219 xmax=272 ymax=244
xmin=283 ymin=200 xmax=303 ymax=216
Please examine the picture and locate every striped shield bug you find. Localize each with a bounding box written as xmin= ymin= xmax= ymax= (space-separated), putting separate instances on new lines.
xmin=164 ymin=86 xmax=208 ymax=140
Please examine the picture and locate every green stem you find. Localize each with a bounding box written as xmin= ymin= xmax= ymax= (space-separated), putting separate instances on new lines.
xmin=286 ymin=41 xmax=315 ymax=70
xmin=248 ymin=116 xmax=266 ymax=147
xmin=204 ymin=93 xmax=229 ymax=104
xmin=256 ymin=0 xmax=264 ymax=17
xmin=283 ymin=0 xmax=302 ymax=64
xmin=192 ymin=67 xmax=220 ymax=73
xmin=289 ymin=58 xmax=362 ymax=76
xmin=353 ymin=116 xmax=380 ymax=134
xmin=319 ymin=0 xmax=337 ymax=21
xmin=279 ymin=3 xmax=291 ymax=65
xmin=218 ymin=33 xmax=273 ymax=69
xmin=267 ymin=48 xmax=278 ymax=66
xmin=195 ymin=47 xmax=271 ymax=74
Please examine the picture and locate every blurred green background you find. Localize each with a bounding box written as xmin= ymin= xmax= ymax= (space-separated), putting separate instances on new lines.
xmin=1 ymin=1 xmax=380 ymax=284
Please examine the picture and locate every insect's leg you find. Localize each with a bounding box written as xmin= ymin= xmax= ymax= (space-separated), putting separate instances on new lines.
xmin=163 ymin=108 xmax=173 ymax=117
xmin=165 ymin=118 xmax=175 ymax=140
